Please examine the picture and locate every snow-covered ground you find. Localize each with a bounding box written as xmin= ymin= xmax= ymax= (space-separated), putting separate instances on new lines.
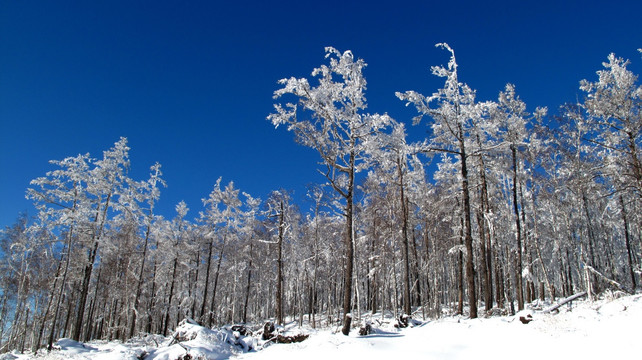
xmin=4 ymin=292 xmax=640 ymax=360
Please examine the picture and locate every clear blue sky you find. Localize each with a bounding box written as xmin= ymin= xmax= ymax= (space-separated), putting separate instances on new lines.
xmin=1 ymin=0 xmax=641 ymax=227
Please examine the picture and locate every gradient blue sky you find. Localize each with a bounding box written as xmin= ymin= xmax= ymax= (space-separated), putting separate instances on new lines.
xmin=1 ymin=0 xmax=641 ymax=227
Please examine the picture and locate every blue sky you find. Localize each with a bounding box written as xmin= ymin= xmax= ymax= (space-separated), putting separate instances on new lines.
xmin=1 ymin=0 xmax=641 ymax=227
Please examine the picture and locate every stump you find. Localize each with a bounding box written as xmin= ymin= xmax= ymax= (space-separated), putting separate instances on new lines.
xmin=519 ymin=314 xmax=533 ymax=324
xmin=395 ymin=314 xmax=410 ymax=328
xmin=262 ymin=322 xmax=275 ymax=340
xmin=359 ymin=322 xmax=372 ymax=336
xmin=275 ymin=334 xmax=309 ymax=344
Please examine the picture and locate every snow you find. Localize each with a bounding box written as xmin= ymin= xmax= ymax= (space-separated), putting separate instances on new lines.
xmin=241 ymin=294 xmax=639 ymax=360
xmin=8 ymin=293 xmax=640 ymax=360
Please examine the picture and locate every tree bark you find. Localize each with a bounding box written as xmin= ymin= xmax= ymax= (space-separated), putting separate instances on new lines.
xmin=208 ymin=236 xmax=226 ymax=328
xmin=276 ymin=201 xmax=285 ymax=325
xmin=162 ymin=256 xmax=178 ymax=337
xmin=200 ymin=239 xmax=213 ymax=323
xmin=398 ymin=156 xmax=411 ymax=316
xmin=511 ymin=144 xmax=524 ymax=311
xmin=459 ymin=127 xmax=477 ymax=318
xmin=72 ymin=239 xmax=99 ymax=341
xmin=341 ymin=151 xmax=356 ymax=335
xmin=242 ymin=241 xmax=253 ymax=324
xmin=582 ymin=192 xmax=599 ymax=294
xmin=129 ymin=216 xmax=153 ymax=338
xmin=620 ymin=196 xmax=637 ymax=291
xmin=476 ymin=134 xmax=493 ymax=311
xmin=457 ymin=205 xmax=464 ymax=316
xmin=73 ymin=192 xmax=111 ymax=341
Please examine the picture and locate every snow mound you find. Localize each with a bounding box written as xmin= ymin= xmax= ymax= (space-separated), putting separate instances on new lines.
xmin=236 ymin=294 xmax=641 ymax=360
xmin=145 ymin=319 xmax=245 ymax=360
xmin=10 ymin=294 xmax=641 ymax=360
xmin=30 ymin=337 xmax=145 ymax=360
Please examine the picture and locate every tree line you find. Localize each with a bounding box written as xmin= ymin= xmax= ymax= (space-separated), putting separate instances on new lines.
xmin=1 ymin=44 xmax=640 ymax=353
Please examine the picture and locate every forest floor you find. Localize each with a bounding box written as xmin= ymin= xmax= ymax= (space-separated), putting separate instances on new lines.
xmin=4 ymin=292 xmax=640 ymax=360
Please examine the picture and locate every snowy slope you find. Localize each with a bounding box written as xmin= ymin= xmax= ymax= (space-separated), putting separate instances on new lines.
xmin=5 ymin=293 xmax=640 ymax=360
xmin=239 ymin=293 xmax=640 ymax=359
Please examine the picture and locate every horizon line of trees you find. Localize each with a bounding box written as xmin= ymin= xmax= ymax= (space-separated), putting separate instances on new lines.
xmin=1 ymin=44 xmax=640 ymax=354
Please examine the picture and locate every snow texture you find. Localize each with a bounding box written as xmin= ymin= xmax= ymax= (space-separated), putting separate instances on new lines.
xmin=8 ymin=293 xmax=640 ymax=360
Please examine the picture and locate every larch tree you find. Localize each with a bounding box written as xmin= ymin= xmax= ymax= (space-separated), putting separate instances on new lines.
xmin=496 ymin=84 xmax=529 ymax=310
xmin=397 ymin=43 xmax=481 ymax=318
xmin=269 ymin=47 xmax=392 ymax=334
xmin=580 ymin=53 xmax=642 ymax=198
xmin=27 ymin=153 xmax=91 ymax=349
xmin=580 ymin=53 xmax=642 ymax=291
xmin=129 ymin=163 xmax=164 ymax=338
xmin=72 ymin=137 xmax=131 ymax=341
xmin=265 ymin=190 xmax=295 ymax=326
xmin=199 ymin=178 xmax=242 ymax=327
xmin=365 ymin=120 xmax=422 ymax=316
xmin=158 ymin=201 xmax=189 ymax=336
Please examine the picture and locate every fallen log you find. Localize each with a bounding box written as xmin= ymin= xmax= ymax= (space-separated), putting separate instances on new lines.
xmin=542 ymin=291 xmax=587 ymax=313
xmin=275 ymin=334 xmax=309 ymax=344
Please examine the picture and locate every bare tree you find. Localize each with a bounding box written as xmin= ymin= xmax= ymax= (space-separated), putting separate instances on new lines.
xmin=269 ymin=47 xmax=392 ymax=334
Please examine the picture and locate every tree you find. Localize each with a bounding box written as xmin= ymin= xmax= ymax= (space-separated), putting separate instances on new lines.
xmin=129 ymin=163 xmax=164 ymax=338
xmin=157 ymin=201 xmax=189 ymax=336
xmin=27 ymin=138 xmax=132 ymax=342
xmin=397 ymin=43 xmax=481 ymax=318
xmin=269 ymin=47 xmax=392 ymax=334
xmin=239 ymin=193 xmax=261 ymax=324
xmin=365 ymin=121 xmax=424 ymax=316
xmin=27 ymin=153 xmax=90 ymax=349
xmin=199 ymin=178 xmax=242 ymax=327
xmin=580 ymin=53 xmax=642 ymax=198
xmin=265 ymin=190 xmax=293 ymax=325
xmin=580 ymin=53 xmax=642 ymax=291
xmin=495 ymin=84 xmax=529 ymax=310
xmin=72 ymin=137 xmax=131 ymax=341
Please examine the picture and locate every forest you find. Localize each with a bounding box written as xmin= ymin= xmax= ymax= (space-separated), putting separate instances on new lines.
xmin=1 ymin=44 xmax=641 ymax=354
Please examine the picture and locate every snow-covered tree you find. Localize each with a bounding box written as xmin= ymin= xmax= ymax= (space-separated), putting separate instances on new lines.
xmin=397 ymin=43 xmax=482 ymax=318
xmin=129 ymin=163 xmax=165 ymax=338
xmin=269 ymin=47 xmax=392 ymax=334
xmin=580 ymin=53 xmax=642 ymax=198
xmin=199 ymin=178 xmax=242 ymax=327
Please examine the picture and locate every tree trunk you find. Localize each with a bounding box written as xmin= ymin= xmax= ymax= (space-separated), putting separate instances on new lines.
xmin=72 ymin=239 xmax=99 ymax=341
xmin=129 ymin=218 xmax=153 ymax=338
xmin=84 ymin=266 xmax=101 ymax=341
xmin=620 ymin=196 xmax=637 ymax=291
xmin=191 ymin=250 xmax=200 ymax=319
xmin=146 ymin=261 xmax=158 ymax=334
xmin=312 ymin=209 xmax=320 ymax=328
xmin=276 ymin=201 xmax=284 ymax=325
xmin=476 ymin=134 xmax=493 ymax=311
xmin=582 ymin=192 xmax=599 ymax=294
xmin=242 ymin=241 xmax=253 ymax=324
xmin=47 ymin=231 xmax=75 ymax=350
xmin=200 ymin=239 xmax=214 ymax=323
xmin=199 ymin=239 xmax=214 ymax=323
xmin=62 ymin=287 xmax=75 ymax=339
xmin=457 ymin=206 xmax=464 ymax=315
xmin=162 ymin=256 xmax=178 ymax=337
xmin=459 ymin=129 xmax=477 ymax=318
xmin=511 ymin=144 xmax=524 ymax=311
xmin=208 ymin=236 xmax=226 ymax=328
xmin=476 ymin=209 xmax=490 ymax=311
xmin=398 ymin=157 xmax=411 ymax=316
xmin=34 ymin=263 xmax=59 ymax=352
xmin=73 ymin=193 xmax=111 ymax=341
xmin=341 ymin=152 xmax=356 ymax=335
xmin=411 ymin=227 xmax=422 ymax=307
